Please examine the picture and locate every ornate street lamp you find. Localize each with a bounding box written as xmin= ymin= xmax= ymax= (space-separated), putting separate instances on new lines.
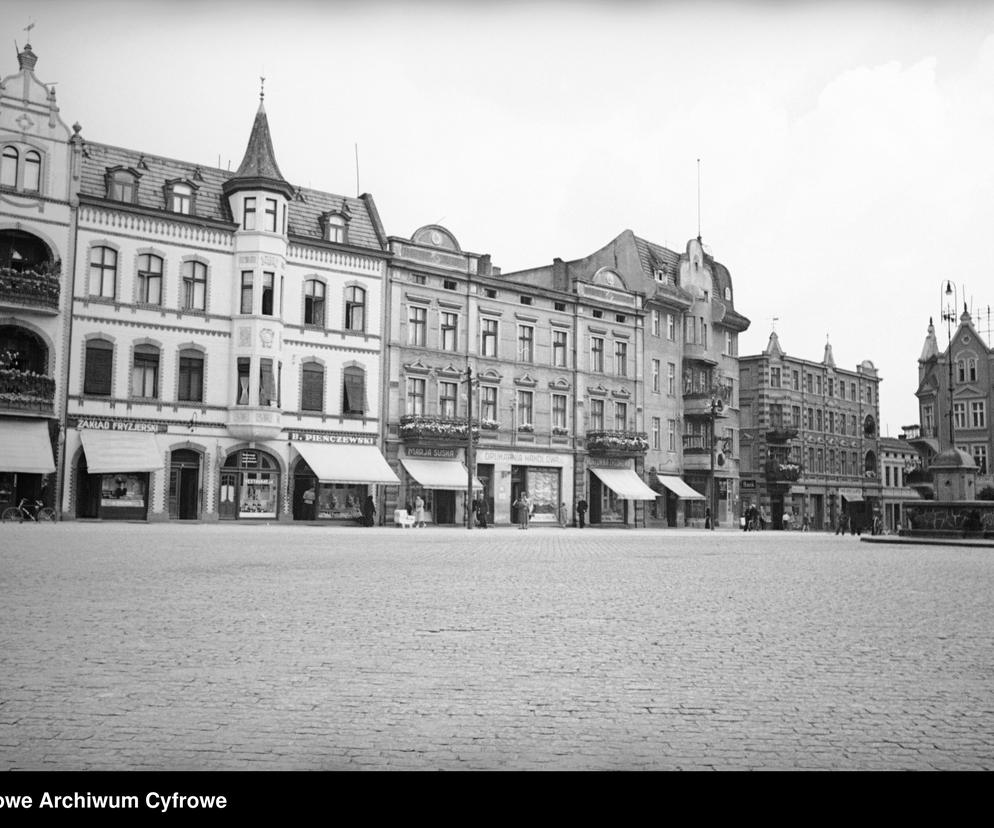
xmin=941 ymin=281 xmax=958 ymax=451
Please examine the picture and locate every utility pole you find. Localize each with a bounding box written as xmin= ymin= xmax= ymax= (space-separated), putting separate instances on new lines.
xmin=465 ymin=363 xmax=475 ymax=530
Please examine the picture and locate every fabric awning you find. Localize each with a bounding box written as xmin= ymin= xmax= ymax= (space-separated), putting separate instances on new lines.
xmin=0 ymin=420 xmax=55 ymax=474
xmin=294 ymin=442 xmax=399 ymax=485
xmin=589 ymin=467 xmax=658 ymax=500
xmin=655 ymin=475 xmax=706 ymax=499
xmin=842 ymin=495 xmax=864 ymax=504
xmin=401 ymin=458 xmax=482 ymax=490
xmin=79 ymin=430 xmax=162 ymax=474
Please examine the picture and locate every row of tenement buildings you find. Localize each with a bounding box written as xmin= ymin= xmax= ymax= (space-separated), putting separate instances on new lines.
xmin=5 ymin=43 xmax=981 ymax=529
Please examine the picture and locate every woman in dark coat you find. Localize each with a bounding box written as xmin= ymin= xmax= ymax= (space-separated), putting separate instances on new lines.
xmin=361 ymin=495 xmax=376 ymax=527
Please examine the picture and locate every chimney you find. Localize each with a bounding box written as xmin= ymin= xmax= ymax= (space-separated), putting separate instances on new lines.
xmin=552 ymin=257 xmax=567 ymax=291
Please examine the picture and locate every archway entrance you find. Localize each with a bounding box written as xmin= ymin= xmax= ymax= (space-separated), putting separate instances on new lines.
xmin=219 ymin=448 xmax=280 ymax=519
xmin=169 ymin=449 xmax=201 ymax=520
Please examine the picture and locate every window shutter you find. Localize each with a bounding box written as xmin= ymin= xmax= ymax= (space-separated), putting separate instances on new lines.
xmin=343 ymin=369 xmax=366 ymax=414
xmin=84 ymin=345 xmax=113 ymax=395
xmin=301 ymin=366 xmax=324 ymax=412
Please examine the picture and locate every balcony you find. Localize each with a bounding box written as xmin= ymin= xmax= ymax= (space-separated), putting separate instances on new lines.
xmin=765 ymin=460 xmax=802 ymax=482
xmin=682 ymin=342 xmax=718 ymax=365
xmin=0 ymin=368 xmax=55 ymax=415
xmin=766 ymin=425 xmax=799 ymax=442
xmin=226 ymin=405 xmax=283 ymax=441
xmin=0 ymin=266 xmax=61 ymax=314
xmin=399 ymin=414 xmax=479 ymax=442
xmin=585 ymin=429 xmax=648 ymax=455
xmin=682 ymin=433 xmax=711 ymax=455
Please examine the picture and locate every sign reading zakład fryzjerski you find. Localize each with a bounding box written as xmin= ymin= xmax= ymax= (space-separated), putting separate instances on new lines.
xmin=287 ymin=431 xmax=376 ymax=445
xmin=70 ymin=417 xmax=167 ymax=433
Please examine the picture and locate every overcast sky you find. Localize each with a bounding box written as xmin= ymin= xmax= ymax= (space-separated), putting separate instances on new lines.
xmin=6 ymin=0 xmax=994 ymax=435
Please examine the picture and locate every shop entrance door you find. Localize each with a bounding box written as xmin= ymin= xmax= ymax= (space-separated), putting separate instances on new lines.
xmin=770 ymin=494 xmax=784 ymax=530
xmin=218 ymin=472 xmax=238 ymax=520
xmin=589 ymin=472 xmax=602 ymax=524
xmin=666 ymin=492 xmax=677 ymax=527
xmin=169 ymin=450 xmax=201 ymax=519
xmin=434 ymin=490 xmax=456 ymax=525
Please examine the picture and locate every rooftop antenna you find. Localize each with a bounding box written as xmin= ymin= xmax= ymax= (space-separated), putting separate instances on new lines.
xmin=696 ymin=157 xmax=702 ymax=241
xmin=259 ymin=74 xmax=265 ymax=102
xmin=772 ymin=316 xmax=779 ymax=333
xmin=24 ymin=21 xmax=35 ymax=41
xmin=355 ymin=143 xmax=360 ymax=197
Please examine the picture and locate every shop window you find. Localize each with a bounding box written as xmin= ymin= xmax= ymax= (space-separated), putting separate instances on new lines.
xmin=222 ymin=449 xmax=279 ymax=519
xmin=132 ymin=344 xmax=160 ymax=399
xmin=304 ymin=279 xmax=325 ymax=326
xmin=345 ymin=286 xmax=366 ymax=332
xmin=182 ymin=260 xmax=207 ymax=311
xmin=83 ymin=339 xmax=113 ymax=396
xmin=178 ymin=349 xmax=204 ymax=402
xmin=136 ymin=254 xmax=163 ymax=305
xmin=342 ymin=366 xmax=367 ymax=416
xmin=301 ymin=362 xmax=324 ymax=412
xmin=88 ymin=245 xmax=117 ymax=299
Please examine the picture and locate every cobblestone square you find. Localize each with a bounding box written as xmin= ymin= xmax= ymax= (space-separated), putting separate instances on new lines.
xmin=1 ymin=523 xmax=992 ymax=771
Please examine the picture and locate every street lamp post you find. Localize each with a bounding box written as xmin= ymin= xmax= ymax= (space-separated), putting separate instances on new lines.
xmin=464 ymin=364 xmax=477 ymax=530
xmin=941 ymin=281 xmax=958 ymax=451
xmin=708 ymin=394 xmax=724 ymax=531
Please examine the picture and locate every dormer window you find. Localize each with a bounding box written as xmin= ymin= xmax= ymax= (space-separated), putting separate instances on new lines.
xmin=167 ymin=182 xmax=195 ymax=215
xmin=105 ymin=168 xmax=139 ymax=203
xmin=320 ymin=209 xmax=351 ymax=244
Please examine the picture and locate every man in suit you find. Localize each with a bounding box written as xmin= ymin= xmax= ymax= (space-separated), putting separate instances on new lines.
xmin=576 ymin=497 xmax=588 ymax=528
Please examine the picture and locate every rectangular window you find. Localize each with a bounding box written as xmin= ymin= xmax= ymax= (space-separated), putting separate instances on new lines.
xmin=517 ymin=390 xmax=533 ymax=427
xmin=440 ymin=312 xmax=458 ymax=352
xmin=866 ymin=386 xmax=873 ymax=405
xmin=136 ymin=254 xmax=162 ymax=305
xmin=651 ymin=359 xmax=660 ymax=393
xmin=408 ymin=306 xmax=427 ymax=346
xmin=243 ymin=197 xmax=256 ymax=230
xmin=132 ymin=349 xmax=159 ymax=399
xmin=261 ymin=272 xmax=274 ymax=316
xmin=791 ymin=405 xmax=801 ymax=427
xmin=685 ymin=316 xmax=696 ymax=344
xmin=439 ymin=381 xmax=458 ymax=418
xmin=668 ymin=363 xmax=676 ymax=396
xmin=481 ymin=318 xmax=498 ymax=357
xmin=954 ymin=402 xmax=967 ymax=429
xmin=701 ymin=321 xmax=707 ymax=349
xmin=483 ymin=288 xmax=497 ymax=299
xmin=651 ymin=417 xmax=660 ymax=449
xmin=518 ymin=325 xmax=534 ymax=362
xmin=554 ymin=302 xmax=566 ymax=312
xmin=259 ymin=358 xmax=275 ymax=406
xmin=480 ymin=385 xmax=497 ymax=422
xmin=520 ymin=296 xmax=533 ymax=306
xmin=816 ymin=449 xmax=824 ymax=474
xmin=805 ymin=373 xmax=813 ymax=393
xmin=615 ymin=341 xmax=628 ymax=377
xmin=406 ymin=377 xmax=425 ymax=415
xmin=240 ymin=271 xmax=253 ymax=314
xmin=668 ymin=419 xmax=676 ymax=452
xmin=829 ymin=449 xmax=836 ymax=475
xmin=816 ymin=409 xmax=823 ymax=432
xmin=590 ymin=398 xmax=604 ymax=431
xmin=770 ymin=404 xmax=784 ymax=431
xmin=816 ymin=375 xmax=822 ymax=395
xmin=973 ymin=445 xmax=988 ymax=474
xmin=770 ymin=367 xmax=781 ymax=388
xmin=923 ymin=405 xmax=934 ymax=435
xmin=265 ymin=199 xmax=277 ymax=232
xmin=792 ymin=370 xmax=800 ymax=391
xmin=827 ymin=378 xmax=834 ymax=397
xmin=552 ymin=330 xmax=568 ymax=367
xmin=304 ymin=280 xmax=325 ymax=326
xmin=342 ymin=370 xmax=366 ymax=416
xmin=839 ymin=381 xmax=846 ymax=400
xmin=614 ymin=402 xmax=628 ymax=431
xmin=667 ymin=314 xmax=675 ymax=341
xmin=178 ymin=353 xmax=204 ymax=403
xmin=971 ymin=401 xmax=986 ymax=428
xmin=89 ymin=246 xmax=117 ymax=298
xmin=182 ymin=261 xmax=207 ymax=311
xmin=725 ymin=330 xmax=734 ymax=355
xmin=443 ymin=279 xmax=457 ymax=291
xmin=651 ymin=310 xmax=660 ymax=337
xmin=236 ymin=357 xmax=250 ymax=406
xmin=850 ymin=382 xmax=856 ymax=400
xmin=828 ymin=411 xmax=835 ymax=433
xmin=552 ymin=394 xmax=567 ymax=429
xmin=885 ymin=466 xmax=892 ymax=487
xmin=841 ymin=453 xmax=848 ymax=476
xmin=301 ymin=364 xmax=324 ymax=412
xmin=83 ymin=342 xmax=113 ymax=396
xmin=590 ymin=337 xmax=604 ymax=372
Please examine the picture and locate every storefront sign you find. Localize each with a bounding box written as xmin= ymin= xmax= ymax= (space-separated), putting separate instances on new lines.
xmin=288 ymin=431 xmax=377 ymax=446
xmin=71 ymin=417 xmax=166 ymax=433
xmin=741 ymin=479 xmax=757 ymax=490
xmin=588 ymin=457 xmax=632 ymax=469
xmin=405 ymin=446 xmax=458 ymax=459
xmin=476 ymin=449 xmax=564 ymax=466
xmin=577 ymin=282 xmax=639 ymax=309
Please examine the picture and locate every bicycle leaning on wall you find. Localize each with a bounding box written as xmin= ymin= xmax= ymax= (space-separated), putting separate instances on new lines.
xmin=1 ymin=497 xmax=56 ymax=523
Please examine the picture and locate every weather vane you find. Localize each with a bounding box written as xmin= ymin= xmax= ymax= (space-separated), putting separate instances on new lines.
xmin=259 ymin=75 xmax=265 ymax=101
xmin=772 ymin=316 xmax=779 ymax=333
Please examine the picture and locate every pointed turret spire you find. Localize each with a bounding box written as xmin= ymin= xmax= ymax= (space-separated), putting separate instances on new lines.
xmin=822 ymin=335 xmax=835 ymax=368
xmin=222 ymin=97 xmax=294 ymax=200
xmin=763 ymin=330 xmax=785 ymax=357
xmin=919 ymin=317 xmax=939 ymax=363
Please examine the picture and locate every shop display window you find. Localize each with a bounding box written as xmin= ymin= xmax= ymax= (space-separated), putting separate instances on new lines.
xmin=316 ymin=483 xmax=365 ymax=520
xmin=100 ymin=474 xmax=146 ymax=509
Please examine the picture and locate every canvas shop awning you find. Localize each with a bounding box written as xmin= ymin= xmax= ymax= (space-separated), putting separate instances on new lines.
xmin=655 ymin=475 xmax=706 ymax=500
xmin=294 ymin=442 xmax=400 ymax=485
xmin=589 ymin=467 xmax=658 ymax=500
xmin=79 ymin=430 xmax=162 ymax=475
xmin=400 ymin=458 xmax=482 ymax=491
xmin=0 ymin=419 xmax=55 ymax=474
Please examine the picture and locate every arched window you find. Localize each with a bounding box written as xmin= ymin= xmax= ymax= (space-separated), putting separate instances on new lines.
xmin=864 ymin=450 xmax=877 ymax=476
xmin=132 ymin=344 xmax=160 ymax=399
xmin=304 ymin=279 xmax=325 ymax=326
xmin=863 ymin=415 xmax=876 ymax=438
xmin=83 ymin=339 xmax=113 ymax=396
xmin=957 ymin=359 xmax=966 ymax=382
xmin=182 ymin=260 xmax=207 ymax=311
xmin=342 ymin=366 xmax=366 ymax=416
xmin=1 ymin=146 xmax=18 ymax=188
xmin=23 ymin=151 xmax=41 ymax=192
xmin=345 ymin=286 xmax=365 ymax=332
xmin=88 ymin=246 xmax=117 ymax=298
xmin=178 ymin=348 xmax=204 ymax=402
xmin=969 ymin=358 xmax=977 ymax=382
xmin=301 ymin=362 xmax=325 ymax=412
xmin=137 ymin=254 xmax=163 ymax=305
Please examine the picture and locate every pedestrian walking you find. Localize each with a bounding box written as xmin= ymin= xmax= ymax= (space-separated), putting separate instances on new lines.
xmin=414 ymin=495 xmax=426 ymax=528
xmin=704 ymin=507 xmax=712 ymax=529
xmin=302 ymin=485 xmax=316 ymax=521
xmin=476 ymin=497 xmax=489 ymax=529
xmin=576 ymin=497 xmax=588 ymax=528
xmin=558 ymin=501 xmax=568 ymax=528
xmin=782 ymin=511 xmax=791 ymax=531
xmin=802 ymin=514 xmax=810 ymax=532
xmin=361 ymin=495 xmax=375 ymax=527
xmin=513 ymin=492 xmax=530 ymax=529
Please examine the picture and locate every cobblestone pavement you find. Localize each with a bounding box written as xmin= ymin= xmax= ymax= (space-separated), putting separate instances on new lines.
xmin=1 ymin=523 xmax=992 ymax=771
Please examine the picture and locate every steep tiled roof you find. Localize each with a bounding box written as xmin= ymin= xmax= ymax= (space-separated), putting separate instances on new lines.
xmin=633 ymin=235 xmax=680 ymax=281
xmin=79 ymin=141 xmax=385 ymax=252
xmin=232 ymin=103 xmax=286 ymax=183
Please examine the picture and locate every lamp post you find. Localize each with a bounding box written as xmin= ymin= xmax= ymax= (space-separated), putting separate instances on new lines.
xmin=708 ymin=394 xmax=724 ymax=531
xmin=463 ymin=363 xmax=478 ymax=530
xmin=941 ymin=281 xmax=958 ymax=451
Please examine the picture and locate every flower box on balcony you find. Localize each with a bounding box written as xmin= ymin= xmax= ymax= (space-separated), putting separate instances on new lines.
xmin=586 ymin=430 xmax=649 ymax=454
xmin=480 ymin=419 xmax=500 ymax=431
xmin=517 ymin=423 xmax=534 ymax=433
xmin=552 ymin=427 xmax=569 ymax=436
xmin=765 ymin=461 xmax=801 ymax=482
xmin=0 ymin=266 xmax=61 ymax=311
xmin=399 ymin=414 xmax=479 ymax=441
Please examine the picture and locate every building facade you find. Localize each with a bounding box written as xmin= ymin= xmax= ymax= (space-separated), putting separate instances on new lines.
xmin=913 ymin=310 xmax=993 ymax=494
xmin=879 ymin=434 xmax=925 ymax=532
xmin=0 ymin=44 xmax=75 ymax=517
xmin=739 ymin=333 xmax=883 ymax=530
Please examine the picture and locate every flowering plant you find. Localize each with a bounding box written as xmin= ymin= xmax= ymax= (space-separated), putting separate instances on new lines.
xmin=552 ymin=426 xmax=569 ymax=436
xmin=0 ymin=265 xmax=61 ymax=307
xmin=399 ymin=414 xmax=479 ymax=440
xmin=518 ymin=423 xmax=534 ymax=433
xmin=480 ymin=418 xmax=500 ymax=431
xmin=586 ymin=430 xmax=649 ymax=453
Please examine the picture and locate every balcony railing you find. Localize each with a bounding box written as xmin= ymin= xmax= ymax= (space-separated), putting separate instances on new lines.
xmin=399 ymin=414 xmax=479 ymax=441
xmin=585 ymin=429 xmax=648 ymax=454
xmin=765 ymin=460 xmax=802 ymax=482
xmin=682 ymin=342 xmax=718 ymax=364
xmin=0 ymin=368 xmax=55 ymax=414
xmin=0 ymin=266 xmax=61 ymax=313
xmin=766 ymin=425 xmax=799 ymax=442
xmin=682 ymin=433 xmax=711 ymax=454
